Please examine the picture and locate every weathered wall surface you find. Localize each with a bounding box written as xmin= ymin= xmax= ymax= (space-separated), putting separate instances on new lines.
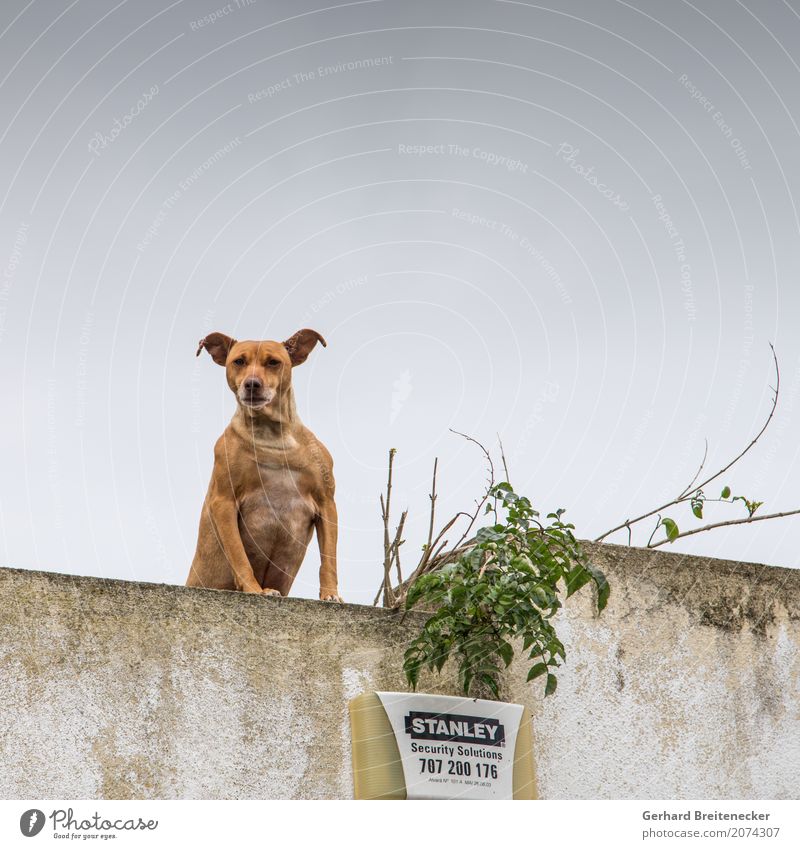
xmin=0 ymin=543 xmax=798 ymax=799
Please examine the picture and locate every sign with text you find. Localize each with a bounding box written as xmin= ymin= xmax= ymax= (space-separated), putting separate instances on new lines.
xmin=349 ymin=691 xmax=536 ymax=799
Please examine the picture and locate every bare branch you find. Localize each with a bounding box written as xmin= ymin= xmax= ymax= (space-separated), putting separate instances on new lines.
xmin=377 ymin=448 xmax=399 ymax=607
xmin=646 ymin=515 xmax=662 ymax=548
xmin=450 ymin=428 xmax=495 ymax=485
xmin=678 ymin=437 xmax=708 ymax=499
xmin=497 ymin=433 xmax=511 ymax=484
xmin=426 ymin=538 xmax=474 ymax=572
xmin=691 ymin=343 xmax=779 ymax=494
xmin=424 ymin=458 xmax=438 ymax=563
xmin=378 ymin=431 xmax=504 ymax=608
xmin=649 ymin=506 xmax=800 ymax=548
xmin=391 ymin=509 xmax=408 ymax=586
xmin=595 ymin=344 xmax=780 ymax=544
xmin=441 ymin=429 xmax=495 ymax=558
xmin=405 ymin=513 xmax=464 ymax=587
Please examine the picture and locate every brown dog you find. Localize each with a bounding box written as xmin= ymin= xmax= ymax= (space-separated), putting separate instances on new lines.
xmin=186 ymin=329 xmax=341 ymax=602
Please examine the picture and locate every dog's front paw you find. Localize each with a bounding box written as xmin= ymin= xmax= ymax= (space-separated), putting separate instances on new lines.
xmin=261 ymin=588 xmax=282 ymax=597
xmin=320 ymin=591 xmax=344 ymax=603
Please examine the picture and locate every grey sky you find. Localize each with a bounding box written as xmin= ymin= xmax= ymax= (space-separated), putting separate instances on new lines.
xmin=1 ymin=0 xmax=799 ymax=604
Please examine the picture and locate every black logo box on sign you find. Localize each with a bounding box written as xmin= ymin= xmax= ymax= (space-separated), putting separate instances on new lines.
xmin=404 ymin=711 xmax=506 ymax=746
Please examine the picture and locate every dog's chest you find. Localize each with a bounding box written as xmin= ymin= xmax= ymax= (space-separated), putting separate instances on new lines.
xmin=237 ymin=464 xmax=316 ymax=533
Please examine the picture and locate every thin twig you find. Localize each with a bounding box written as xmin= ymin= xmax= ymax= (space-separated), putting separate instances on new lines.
xmin=451 ymin=428 xmax=495 ymax=484
xmin=426 ymin=538 xmax=474 ymax=571
xmin=391 ymin=509 xmax=408 ymax=585
xmin=646 ymin=515 xmax=662 ymax=548
xmin=649 ymin=507 xmax=800 ymax=548
xmin=377 ymin=431 xmax=503 ymax=608
xmin=497 ymin=433 xmax=511 ymax=484
xmin=379 ymin=448 xmax=397 ymax=607
xmin=595 ymin=344 xmax=780 ymax=543
xmin=441 ymin=429 xmax=495 ymax=557
xmin=424 ymin=458 xmax=438 ymax=562
xmin=405 ymin=513 xmax=464 ymax=585
xmin=679 ymin=437 xmax=709 ymax=499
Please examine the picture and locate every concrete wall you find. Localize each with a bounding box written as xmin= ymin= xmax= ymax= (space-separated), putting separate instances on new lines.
xmin=0 ymin=543 xmax=798 ymax=799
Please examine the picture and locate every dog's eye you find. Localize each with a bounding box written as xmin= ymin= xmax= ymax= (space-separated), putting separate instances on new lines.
xmin=267 ymin=358 xmax=281 ymax=367
xmin=232 ymin=357 xmax=246 ymax=366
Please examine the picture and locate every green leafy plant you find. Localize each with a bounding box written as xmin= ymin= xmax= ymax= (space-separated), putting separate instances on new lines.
xmin=376 ymin=346 xmax=799 ymax=702
xmin=401 ymin=480 xmax=608 ymax=700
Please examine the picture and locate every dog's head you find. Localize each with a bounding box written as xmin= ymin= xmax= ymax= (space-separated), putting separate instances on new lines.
xmin=196 ymin=329 xmax=326 ymax=412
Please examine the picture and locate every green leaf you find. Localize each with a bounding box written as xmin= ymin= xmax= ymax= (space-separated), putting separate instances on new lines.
xmin=405 ymin=578 xmax=428 ymax=609
xmin=480 ymin=673 xmax=500 ymax=700
xmin=661 ymin=517 xmax=679 ymax=542
xmin=565 ymin=566 xmax=592 ymax=597
xmin=404 ymin=658 xmax=420 ymax=690
xmin=527 ymin=662 xmax=547 ymax=681
xmin=721 ymin=486 xmax=731 ymax=499
xmin=497 ymin=641 xmax=514 ymax=668
xmin=433 ymin=646 xmax=451 ymax=672
xmin=733 ymin=496 xmax=763 ymax=517
xmin=544 ymin=673 xmax=558 ymax=696
xmin=586 ymin=563 xmax=610 ymax=612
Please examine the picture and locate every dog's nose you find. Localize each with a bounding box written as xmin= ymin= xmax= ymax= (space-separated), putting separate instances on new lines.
xmin=243 ymin=377 xmax=263 ymax=393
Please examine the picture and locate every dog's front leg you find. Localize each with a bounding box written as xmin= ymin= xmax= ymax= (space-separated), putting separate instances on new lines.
xmin=315 ymin=498 xmax=341 ymax=602
xmin=206 ymin=495 xmax=264 ymax=594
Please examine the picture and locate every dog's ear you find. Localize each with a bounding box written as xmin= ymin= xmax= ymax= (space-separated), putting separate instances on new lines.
xmin=196 ymin=332 xmax=236 ymax=366
xmin=282 ymin=328 xmax=327 ymax=366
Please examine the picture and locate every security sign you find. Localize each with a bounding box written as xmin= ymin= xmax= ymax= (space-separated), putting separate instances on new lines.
xmin=349 ymin=691 xmax=537 ymax=800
